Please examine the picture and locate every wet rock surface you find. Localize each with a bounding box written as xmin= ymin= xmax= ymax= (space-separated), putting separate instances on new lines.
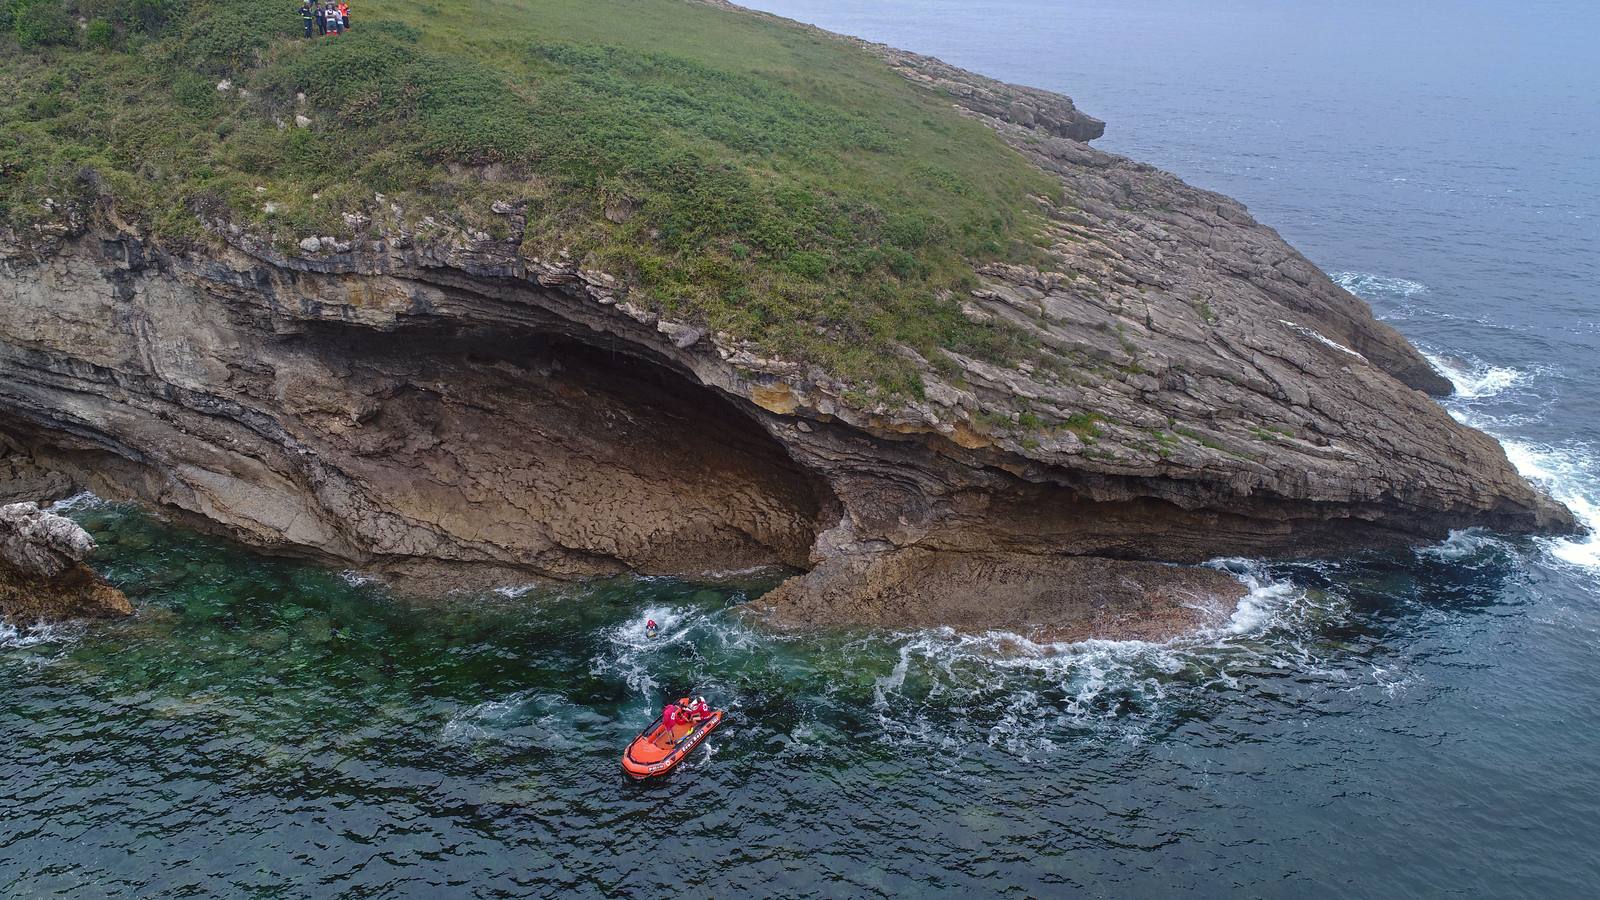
xmin=0 ymin=502 xmax=132 ymax=622
xmin=753 ymin=553 xmax=1244 ymax=643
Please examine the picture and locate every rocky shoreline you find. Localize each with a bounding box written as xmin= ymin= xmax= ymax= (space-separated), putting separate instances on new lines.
xmin=0 ymin=501 xmax=131 ymax=623
xmin=0 ymin=4 xmax=1575 ymax=637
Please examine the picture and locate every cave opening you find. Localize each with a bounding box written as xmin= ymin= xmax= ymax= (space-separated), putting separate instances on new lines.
xmin=289 ymin=320 xmax=840 ymax=577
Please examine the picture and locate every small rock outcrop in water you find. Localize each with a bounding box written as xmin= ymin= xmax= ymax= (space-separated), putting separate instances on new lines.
xmin=0 ymin=502 xmax=133 ymax=622
xmin=0 ymin=3 xmax=1575 ymax=638
xmin=750 ymin=554 xmax=1246 ymax=643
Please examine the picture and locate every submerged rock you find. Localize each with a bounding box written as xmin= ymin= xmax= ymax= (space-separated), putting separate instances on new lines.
xmin=754 ymin=552 xmax=1243 ymax=643
xmin=0 ymin=502 xmax=132 ymax=622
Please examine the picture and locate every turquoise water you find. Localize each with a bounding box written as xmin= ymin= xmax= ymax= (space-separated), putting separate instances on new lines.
xmin=8 ymin=0 xmax=1600 ymax=895
xmin=4 ymin=500 xmax=1598 ymax=896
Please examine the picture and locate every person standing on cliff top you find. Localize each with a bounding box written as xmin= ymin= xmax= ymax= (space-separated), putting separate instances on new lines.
xmin=313 ymin=1 xmax=325 ymax=35
xmin=299 ymin=1 xmax=314 ymax=37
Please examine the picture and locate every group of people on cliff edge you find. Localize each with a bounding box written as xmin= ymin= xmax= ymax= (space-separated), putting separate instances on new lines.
xmin=298 ymin=1 xmax=350 ymax=37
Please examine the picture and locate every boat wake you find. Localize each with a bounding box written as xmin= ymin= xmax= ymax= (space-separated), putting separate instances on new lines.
xmin=440 ymin=690 xmax=608 ymax=755
xmin=590 ymin=601 xmax=733 ymax=697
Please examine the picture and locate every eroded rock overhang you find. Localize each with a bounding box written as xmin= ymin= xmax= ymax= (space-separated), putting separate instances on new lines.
xmin=0 ymin=225 xmax=1573 ymax=599
xmin=0 ymin=232 xmax=851 ymax=586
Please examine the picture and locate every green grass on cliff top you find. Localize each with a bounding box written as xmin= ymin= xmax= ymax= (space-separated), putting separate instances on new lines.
xmin=0 ymin=0 xmax=1059 ymax=395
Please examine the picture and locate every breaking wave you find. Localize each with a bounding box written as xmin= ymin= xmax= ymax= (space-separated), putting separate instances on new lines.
xmin=46 ymin=492 xmax=105 ymax=514
xmin=1419 ymin=346 xmax=1598 ymax=576
xmin=857 ymin=561 xmax=1352 ymax=755
xmin=1423 ymin=351 xmax=1525 ymax=400
xmin=562 ymin=558 xmax=1431 ymax=761
xmin=1420 ymin=528 xmax=1513 ymax=563
xmin=1331 ymin=271 xmax=1429 ymax=301
xmin=1501 ymin=440 xmax=1600 ymax=573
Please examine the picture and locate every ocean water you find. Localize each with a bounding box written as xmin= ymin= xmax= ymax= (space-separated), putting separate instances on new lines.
xmin=4 ymin=1 xmax=1600 ymax=896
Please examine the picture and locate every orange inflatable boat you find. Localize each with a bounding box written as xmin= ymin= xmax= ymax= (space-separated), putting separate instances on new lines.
xmin=621 ymin=710 xmax=724 ymax=779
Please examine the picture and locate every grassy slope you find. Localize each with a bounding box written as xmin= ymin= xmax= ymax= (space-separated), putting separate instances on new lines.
xmin=0 ymin=0 xmax=1060 ymax=395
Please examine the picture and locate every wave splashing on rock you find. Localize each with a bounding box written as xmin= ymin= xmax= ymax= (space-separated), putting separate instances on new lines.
xmin=1416 ymin=347 xmax=1600 ymax=577
xmin=1501 ymin=440 xmax=1600 ymax=573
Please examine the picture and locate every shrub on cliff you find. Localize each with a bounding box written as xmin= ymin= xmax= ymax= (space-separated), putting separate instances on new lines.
xmin=83 ymin=17 xmax=113 ymax=48
xmin=10 ymin=0 xmax=72 ymax=47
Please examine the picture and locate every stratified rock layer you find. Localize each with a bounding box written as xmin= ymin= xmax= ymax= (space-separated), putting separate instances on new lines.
xmin=0 ymin=4 xmax=1573 ymax=635
xmin=0 ymin=502 xmax=132 ymax=621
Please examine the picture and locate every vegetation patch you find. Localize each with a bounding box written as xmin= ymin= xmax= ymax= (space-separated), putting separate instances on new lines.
xmin=0 ymin=0 xmax=1065 ymax=398
xmin=1174 ymin=426 xmax=1226 ymax=451
xmin=1061 ymin=412 xmax=1104 ymax=439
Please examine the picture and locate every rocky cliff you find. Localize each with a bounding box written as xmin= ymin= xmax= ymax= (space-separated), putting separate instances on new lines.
xmin=0 ymin=3 xmax=1574 ymax=635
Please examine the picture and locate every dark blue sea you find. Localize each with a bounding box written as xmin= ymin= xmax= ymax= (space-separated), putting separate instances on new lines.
xmin=4 ymin=1 xmax=1598 ymax=896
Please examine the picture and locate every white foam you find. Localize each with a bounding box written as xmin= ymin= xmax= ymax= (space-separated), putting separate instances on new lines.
xmin=872 ymin=643 xmax=912 ymax=710
xmin=440 ymin=690 xmax=596 ymax=753
xmin=692 ymin=564 xmax=784 ymax=580
xmin=1423 ymin=351 xmax=1524 ymax=400
xmin=1419 ymin=349 xmax=1599 ymax=575
xmin=1420 ymin=528 xmax=1511 ymax=562
xmin=1207 ymin=559 xmax=1306 ymax=636
xmin=0 ymin=619 xmax=83 ymax=649
xmin=441 ymin=692 xmax=528 ymax=744
xmin=1369 ymin=663 xmax=1419 ymax=699
xmin=856 ymin=561 xmax=1337 ymax=754
xmin=1331 ymin=272 xmax=1430 ymax=300
xmin=1500 ymin=439 xmax=1600 ymax=572
xmin=46 ymin=492 xmax=105 ymax=514
xmin=590 ymin=603 xmax=715 ymax=697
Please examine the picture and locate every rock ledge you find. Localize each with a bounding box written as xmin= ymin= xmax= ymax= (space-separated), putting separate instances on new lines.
xmin=0 ymin=502 xmax=132 ymax=622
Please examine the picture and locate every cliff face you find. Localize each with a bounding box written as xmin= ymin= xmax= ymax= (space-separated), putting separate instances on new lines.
xmin=0 ymin=12 xmax=1573 ymax=632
